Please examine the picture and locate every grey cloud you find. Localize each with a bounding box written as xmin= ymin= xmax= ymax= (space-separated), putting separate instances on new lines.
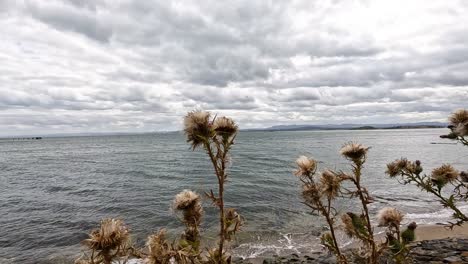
xmin=26 ymin=1 xmax=113 ymax=42
xmin=1 ymin=0 xmax=468 ymax=135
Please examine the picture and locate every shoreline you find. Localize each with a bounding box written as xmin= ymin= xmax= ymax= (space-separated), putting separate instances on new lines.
xmin=234 ymin=223 xmax=468 ymax=263
xmin=415 ymin=223 xmax=468 ymax=241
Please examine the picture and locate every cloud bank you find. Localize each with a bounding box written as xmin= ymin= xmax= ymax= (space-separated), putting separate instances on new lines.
xmin=1 ymin=0 xmax=467 ymax=135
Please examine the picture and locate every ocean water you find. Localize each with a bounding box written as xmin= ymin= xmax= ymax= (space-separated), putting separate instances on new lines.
xmin=0 ymin=129 xmax=467 ymax=263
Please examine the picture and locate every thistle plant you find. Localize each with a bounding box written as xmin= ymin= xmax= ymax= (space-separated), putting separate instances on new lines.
xmin=386 ymin=159 xmax=468 ymax=228
xmin=376 ymin=208 xmax=416 ymax=263
xmin=183 ymin=110 xmax=243 ymax=263
xmin=78 ymin=218 xmax=131 ymax=264
xmin=338 ymin=142 xmax=380 ymax=263
xmin=294 ymin=143 xmax=397 ymax=264
xmin=440 ymin=109 xmax=468 ymax=145
xmin=293 ymin=156 xmax=347 ymax=263
xmin=146 ymin=229 xmax=175 ymax=264
xmin=173 ymin=190 xmax=204 ymax=258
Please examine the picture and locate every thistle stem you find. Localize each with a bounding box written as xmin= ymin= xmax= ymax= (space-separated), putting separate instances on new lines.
xmin=354 ymin=163 xmax=376 ymax=264
xmin=408 ymin=173 xmax=468 ymax=224
xmin=326 ymin=198 xmax=345 ymax=263
xmin=205 ymin=141 xmax=226 ymax=263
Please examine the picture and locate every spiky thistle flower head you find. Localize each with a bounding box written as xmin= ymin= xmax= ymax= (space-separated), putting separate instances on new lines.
xmin=146 ymin=229 xmax=173 ymax=262
xmin=173 ymin=190 xmax=203 ymax=226
xmin=385 ymin=158 xmax=413 ymax=177
xmin=377 ymin=207 xmax=404 ymax=227
xmin=407 ymin=221 xmax=417 ymax=230
xmin=431 ymin=164 xmax=459 ymax=187
xmin=213 ymin=116 xmax=238 ymax=139
xmin=339 ymin=142 xmax=369 ymax=162
xmin=173 ymin=190 xmax=201 ymax=210
xmin=294 ymin=155 xmax=317 ymax=177
xmin=454 ymin=123 xmax=468 ymax=137
xmin=401 ymin=222 xmax=417 ymax=244
xmin=448 ymin=109 xmax=468 ymax=137
xmin=449 ymin=109 xmax=468 ymax=125
xmin=83 ymin=218 xmax=129 ymax=252
xmin=301 ymin=182 xmax=322 ymax=205
xmin=183 ymin=110 xmax=213 ymax=150
xmin=319 ymin=169 xmax=341 ymax=199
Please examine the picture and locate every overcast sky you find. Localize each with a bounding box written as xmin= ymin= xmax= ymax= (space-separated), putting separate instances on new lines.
xmin=1 ymin=0 xmax=467 ymax=136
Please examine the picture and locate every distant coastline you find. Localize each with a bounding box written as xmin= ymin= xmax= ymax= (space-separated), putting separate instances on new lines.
xmin=0 ymin=122 xmax=447 ymax=139
xmin=245 ymin=122 xmax=447 ymax=132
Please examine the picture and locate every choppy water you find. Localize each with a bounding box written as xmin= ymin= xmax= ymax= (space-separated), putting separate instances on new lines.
xmin=0 ymin=129 xmax=467 ymax=263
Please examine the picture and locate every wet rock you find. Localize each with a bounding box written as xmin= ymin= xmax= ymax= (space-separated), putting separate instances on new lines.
xmin=235 ymin=238 xmax=468 ymax=264
xmin=442 ymin=256 xmax=462 ymax=263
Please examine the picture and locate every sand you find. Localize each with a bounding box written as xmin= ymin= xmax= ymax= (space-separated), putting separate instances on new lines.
xmin=415 ymin=223 xmax=468 ymax=241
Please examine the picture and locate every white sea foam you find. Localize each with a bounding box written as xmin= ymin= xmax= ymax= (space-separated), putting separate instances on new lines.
xmin=404 ymin=204 xmax=468 ymax=224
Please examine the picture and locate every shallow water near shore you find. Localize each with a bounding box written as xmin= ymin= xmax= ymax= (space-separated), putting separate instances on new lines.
xmin=0 ymin=129 xmax=467 ymax=263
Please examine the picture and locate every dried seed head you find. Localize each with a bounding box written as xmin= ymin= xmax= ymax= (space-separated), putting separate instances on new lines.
xmin=319 ymin=169 xmax=341 ymax=199
xmin=294 ymin=156 xmax=317 ymax=176
xmin=83 ymin=218 xmax=129 ymax=251
xmin=173 ymin=190 xmax=203 ymax=226
xmin=454 ymin=123 xmax=468 ymax=137
xmin=386 ymin=158 xmax=412 ymax=177
xmin=213 ymin=116 xmax=238 ymax=138
xmin=448 ymin=109 xmax=468 ymax=137
xmin=174 ymin=190 xmax=201 ymax=210
xmin=183 ymin=110 xmax=213 ymax=149
xmin=377 ymin=207 xmax=404 ymax=227
xmin=147 ymin=229 xmax=172 ymax=262
xmin=301 ymin=182 xmax=322 ymax=205
xmin=340 ymin=142 xmax=369 ymax=162
xmin=431 ymin=164 xmax=459 ymax=186
xmin=449 ymin=109 xmax=468 ymax=125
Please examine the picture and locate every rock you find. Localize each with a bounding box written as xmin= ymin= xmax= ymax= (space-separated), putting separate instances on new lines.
xmin=442 ymin=256 xmax=463 ymax=263
xmin=234 ymin=238 xmax=468 ymax=264
xmin=262 ymin=258 xmax=275 ymax=264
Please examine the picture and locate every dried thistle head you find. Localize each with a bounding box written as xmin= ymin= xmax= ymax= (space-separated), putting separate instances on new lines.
xmin=301 ymin=182 xmax=322 ymax=205
xmin=385 ymin=158 xmax=412 ymax=177
xmin=431 ymin=164 xmax=459 ymax=187
xmin=319 ymin=169 xmax=341 ymax=199
xmin=183 ymin=110 xmax=213 ymax=149
xmin=294 ymin=156 xmax=317 ymax=177
xmin=173 ymin=190 xmax=203 ymax=226
xmin=174 ymin=190 xmax=201 ymax=210
xmin=83 ymin=218 xmax=129 ymax=252
xmin=377 ymin=207 xmax=404 ymax=227
xmin=146 ymin=229 xmax=173 ymax=263
xmin=454 ymin=123 xmax=468 ymax=137
xmin=448 ymin=109 xmax=468 ymax=137
xmin=213 ymin=116 xmax=238 ymax=139
xmin=339 ymin=142 xmax=369 ymax=162
xmin=449 ymin=109 xmax=468 ymax=125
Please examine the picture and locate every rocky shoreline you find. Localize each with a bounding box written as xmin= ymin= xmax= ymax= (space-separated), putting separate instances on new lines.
xmin=234 ymin=238 xmax=468 ymax=264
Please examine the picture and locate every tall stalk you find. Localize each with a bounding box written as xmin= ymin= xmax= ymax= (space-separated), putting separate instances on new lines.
xmin=183 ymin=111 xmax=241 ymax=263
xmin=294 ymin=157 xmax=348 ymax=263
xmin=352 ymin=161 xmax=376 ymax=263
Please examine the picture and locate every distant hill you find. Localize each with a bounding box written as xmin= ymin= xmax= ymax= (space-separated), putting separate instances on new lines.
xmin=246 ymin=122 xmax=447 ymax=132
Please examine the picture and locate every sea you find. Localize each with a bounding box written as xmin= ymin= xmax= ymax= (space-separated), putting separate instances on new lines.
xmin=0 ymin=129 xmax=467 ymax=263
